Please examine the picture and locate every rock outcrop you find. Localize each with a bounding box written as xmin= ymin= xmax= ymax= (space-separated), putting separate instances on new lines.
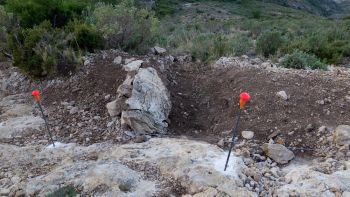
xmin=2 ymin=138 xmax=253 ymax=196
xmin=107 ymin=60 xmax=171 ymax=134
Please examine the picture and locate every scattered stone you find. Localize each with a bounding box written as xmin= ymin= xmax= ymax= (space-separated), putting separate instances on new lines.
xmin=268 ymin=130 xmax=281 ymax=139
xmin=305 ymin=124 xmax=315 ymax=132
xmin=333 ymin=125 xmax=350 ymax=146
xmin=345 ymin=96 xmax=350 ymax=103
xmin=152 ymin=46 xmax=167 ymax=55
xmin=113 ymin=56 xmax=122 ymax=64
xmin=242 ymin=131 xmax=254 ymax=140
xmin=69 ymin=107 xmax=79 ymax=114
xmin=261 ymin=143 xmax=295 ymax=164
xmin=134 ymin=135 xmax=147 ymax=143
xmin=104 ymin=94 xmax=111 ymax=101
xmin=124 ymin=58 xmax=136 ymax=64
xmin=217 ymin=139 xmax=224 ymax=147
xmin=106 ymin=98 xmax=125 ymax=117
xmin=276 ymin=91 xmax=288 ymax=101
xmin=318 ymin=126 xmax=327 ymax=133
xmin=316 ymin=100 xmax=325 ymax=105
xmin=123 ymin=60 xmax=143 ymax=72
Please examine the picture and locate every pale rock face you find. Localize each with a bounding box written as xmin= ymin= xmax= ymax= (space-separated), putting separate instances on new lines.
xmin=261 ymin=143 xmax=295 ymax=164
xmin=333 ymin=125 xmax=350 ymax=146
xmin=123 ymin=67 xmax=171 ymax=133
xmin=25 ymin=161 xmax=156 ymax=197
xmin=277 ymin=165 xmax=350 ymax=197
xmin=102 ymin=138 xmax=255 ymax=196
xmin=0 ymin=94 xmax=44 ymax=139
xmin=3 ymin=138 xmax=254 ymax=196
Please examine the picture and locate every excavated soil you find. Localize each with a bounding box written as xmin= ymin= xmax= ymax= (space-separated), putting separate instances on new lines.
xmin=33 ymin=51 xmax=350 ymax=150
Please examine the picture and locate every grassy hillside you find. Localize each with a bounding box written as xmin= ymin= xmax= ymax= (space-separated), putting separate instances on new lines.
xmin=155 ymin=0 xmax=350 ymax=66
xmin=0 ymin=0 xmax=349 ymax=77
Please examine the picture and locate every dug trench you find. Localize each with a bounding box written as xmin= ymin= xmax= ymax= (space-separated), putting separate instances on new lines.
xmin=40 ymin=51 xmax=350 ymax=154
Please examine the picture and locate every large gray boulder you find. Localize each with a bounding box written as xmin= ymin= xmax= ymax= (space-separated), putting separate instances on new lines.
xmin=106 ymin=64 xmax=171 ymax=134
xmin=261 ymin=143 xmax=295 ymax=164
xmin=333 ymin=125 xmax=350 ymax=146
xmin=122 ymin=67 xmax=171 ymax=133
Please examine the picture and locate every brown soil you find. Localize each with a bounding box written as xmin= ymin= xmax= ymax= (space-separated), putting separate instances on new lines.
xmin=39 ymin=51 xmax=350 ymax=150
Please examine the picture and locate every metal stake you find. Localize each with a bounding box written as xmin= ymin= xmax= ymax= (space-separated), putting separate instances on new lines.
xmin=224 ymin=109 xmax=242 ymax=171
xmin=36 ymin=102 xmax=55 ymax=147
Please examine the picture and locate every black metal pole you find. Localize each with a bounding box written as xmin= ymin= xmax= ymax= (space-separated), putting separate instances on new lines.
xmin=37 ymin=102 xmax=55 ymax=147
xmin=224 ymin=109 xmax=241 ymax=171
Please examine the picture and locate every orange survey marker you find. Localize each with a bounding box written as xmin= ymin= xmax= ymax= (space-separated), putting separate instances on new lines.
xmin=224 ymin=92 xmax=251 ymax=171
xmin=32 ymin=90 xmax=41 ymax=102
xmin=239 ymin=92 xmax=251 ymax=109
xmin=32 ymin=90 xmax=55 ymax=147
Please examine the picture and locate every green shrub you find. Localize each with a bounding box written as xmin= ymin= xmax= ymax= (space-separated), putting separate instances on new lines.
xmin=230 ymin=33 xmax=253 ymax=56
xmin=281 ymin=50 xmax=327 ymax=70
xmin=7 ymin=21 xmax=82 ymax=77
xmin=66 ymin=21 xmax=104 ymax=52
xmin=46 ymin=185 xmax=77 ymax=197
xmin=4 ymin=0 xmax=95 ymax=28
xmin=91 ymin=0 xmax=159 ymax=52
xmin=251 ymin=9 xmax=261 ymax=19
xmin=0 ymin=6 xmax=9 ymax=50
xmin=154 ymin=0 xmax=179 ymax=17
xmin=256 ymin=30 xmax=284 ymax=57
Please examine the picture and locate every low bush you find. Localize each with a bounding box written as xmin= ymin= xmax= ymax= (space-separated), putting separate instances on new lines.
xmin=7 ymin=21 xmax=82 ymax=77
xmin=281 ymin=50 xmax=327 ymax=70
xmin=256 ymin=30 xmax=284 ymax=57
xmin=66 ymin=21 xmax=104 ymax=52
xmin=230 ymin=33 xmax=253 ymax=56
xmin=46 ymin=185 xmax=77 ymax=197
xmin=91 ymin=1 xmax=159 ymax=52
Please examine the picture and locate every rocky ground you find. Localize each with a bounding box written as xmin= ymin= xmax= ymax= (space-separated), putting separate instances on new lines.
xmin=1 ymin=50 xmax=350 ymax=197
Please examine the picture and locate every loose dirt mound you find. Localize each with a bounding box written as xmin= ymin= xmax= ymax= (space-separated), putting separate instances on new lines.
xmin=168 ymin=64 xmax=350 ymax=149
xmin=38 ymin=51 xmax=350 ymax=150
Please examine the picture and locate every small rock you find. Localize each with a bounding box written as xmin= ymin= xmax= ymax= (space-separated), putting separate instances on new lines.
xmin=268 ymin=130 xmax=281 ymax=139
xmin=152 ymin=46 xmax=167 ymax=55
xmin=333 ymin=125 xmax=350 ymax=146
xmin=123 ymin=60 xmax=143 ymax=72
xmin=134 ymin=135 xmax=147 ymax=143
xmin=84 ymin=59 xmax=91 ymax=66
xmin=242 ymin=131 xmax=254 ymax=140
xmin=261 ymin=143 xmax=295 ymax=164
xmin=318 ymin=126 xmax=327 ymax=133
xmin=276 ymin=91 xmax=288 ymax=101
xmin=305 ymin=124 xmax=315 ymax=132
xmin=69 ymin=107 xmax=79 ymax=114
xmin=107 ymin=120 xmax=115 ymax=128
xmin=124 ymin=58 xmax=136 ymax=64
xmin=113 ymin=56 xmax=122 ymax=64
xmin=316 ymin=100 xmax=325 ymax=105
xmin=104 ymin=94 xmax=111 ymax=101
xmin=345 ymin=96 xmax=350 ymax=103
xmin=217 ymin=139 xmax=224 ymax=147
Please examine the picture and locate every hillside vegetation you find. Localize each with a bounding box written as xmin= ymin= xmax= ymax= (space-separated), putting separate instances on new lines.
xmin=0 ymin=0 xmax=350 ymax=77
